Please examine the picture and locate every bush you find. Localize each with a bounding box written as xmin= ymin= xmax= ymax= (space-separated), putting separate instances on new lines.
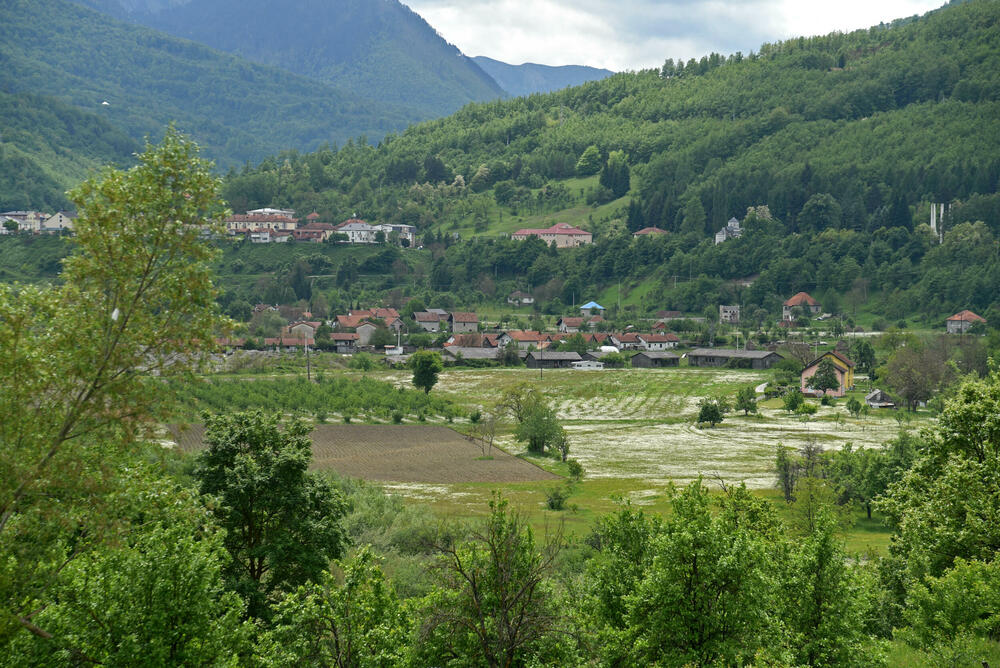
xmin=315 ymin=410 xmax=328 ymax=423
xmin=544 ymin=483 xmax=571 ymax=510
xmin=342 ymin=414 xmax=352 ymax=424
xmin=795 ymin=402 xmax=818 ymax=415
xmin=567 ymin=459 xmax=584 ymax=481
xmin=349 ymin=352 xmax=375 ymax=371
xmin=469 ymin=410 xmax=482 ymax=424
xmin=392 ymin=411 xmax=404 ymax=424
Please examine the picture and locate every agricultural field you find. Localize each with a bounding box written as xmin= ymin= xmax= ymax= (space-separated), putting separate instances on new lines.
xmin=170 ymin=423 xmax=558 ymax=484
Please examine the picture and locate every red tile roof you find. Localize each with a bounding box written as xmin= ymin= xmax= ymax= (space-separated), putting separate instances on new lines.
xmin=947 ymin=309 xmax=985 ymax=322
xmin=329 ymin=333 xmax=360 ymax=341
xmin=450 ymin=311 xmax=478 ymax=323
xmin=783 ymin=292 xmax=819 ymax=307
xmin=559 ymin=317 xmax=585 ymax=327
xmin=640 ymin=333 xmax=679 ymax=343
xmin=634 ymin=226 xmax=669 ymax=236
xmin=513 ymin=222 xmax=590 ymax=236
xmin=414 ymin=311 xmax=441 ymax=322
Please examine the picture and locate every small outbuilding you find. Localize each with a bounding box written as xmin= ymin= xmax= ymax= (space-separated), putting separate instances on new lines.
xmin=687 ymin=348 xmax=783 ymax=369
xmin=631 ymin=351 xmax=680 ymax=368
xmin=525 ymin=351 xmax=582 ymax=369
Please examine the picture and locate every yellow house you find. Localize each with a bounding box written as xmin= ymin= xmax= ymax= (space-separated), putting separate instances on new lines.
xmin=800 ymin=351 xmax=855 ymax=397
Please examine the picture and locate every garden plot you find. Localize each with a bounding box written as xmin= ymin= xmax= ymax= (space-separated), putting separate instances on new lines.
xmin=169 ymin=424 xmax=558 ymax=484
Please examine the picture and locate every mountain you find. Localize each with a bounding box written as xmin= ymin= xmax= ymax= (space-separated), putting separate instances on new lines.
xmin=473 ymin=57 xmax=615 ymax=97
xmin=0 ymin=90 xmax=139 ymax=210
xmin=75 ymin=0 xmax=506 ymax=118
xmin=0 ymin=0 xmax=423 ymax=175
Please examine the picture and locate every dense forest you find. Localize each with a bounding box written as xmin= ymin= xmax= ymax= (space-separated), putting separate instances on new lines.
xmin=0 ymin=0 xmax=415 ymax=170
xmin=209 ymin=0 xmax=1000 ymax=325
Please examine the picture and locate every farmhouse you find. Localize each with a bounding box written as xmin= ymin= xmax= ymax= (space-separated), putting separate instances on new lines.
xmin=507 ymin=290 xmax=535 ymax=306
xmin=499 ymin=330 xmax=550 ymax=350
xmin=631 ymin=351 xmax=680 ymax=368
xmin=328 ymin=333 xmax=360 ymax=353
xmin=557 ymin=317 xmax=585 ymax=333
xmin=687 ymin=348 xmax=784 ymax=369
xmin=609 ymin=332 xmax=642 ymax=350
xmin=287 ymin=321 xmax=322 ymax=338
xmin=800 ymin=351 xmax=855 ymax=397
xmin=637 ymin=333 xmax=679 ymax=351
xmin=511 ymin=222 xmax=592 ymax=248
xmin=449 ymin=312 xmax=479 ymax=334
xmin=412 ymin=311 xmax=443 ymax=332
xmin=782 ymin=292 xmax=821 ymax=320
xmin=945 ymin=309 xmax=985 ymax=334
xmin=525 ymin=351 xmax=582 ymax=369
xmin=579 ymin=301 xmax=605 ymax=315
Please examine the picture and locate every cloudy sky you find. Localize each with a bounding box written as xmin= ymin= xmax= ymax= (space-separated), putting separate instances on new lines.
xmin=405 ymin=0 xmax=947 ymax=71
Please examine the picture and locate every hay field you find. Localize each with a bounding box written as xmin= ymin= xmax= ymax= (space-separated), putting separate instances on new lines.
xmin=169 ymin=423 xmax=558 ymax=484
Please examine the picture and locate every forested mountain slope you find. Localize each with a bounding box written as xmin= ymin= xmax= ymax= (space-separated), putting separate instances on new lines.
xmin=218 ymin=0 xmax=1000 ymax=323
xmin=0 ymin=91 xmax=138 ymax=210
xmin=0 ymin=0 xmax=414 ymax=173
xmin=472 ymin=57 xmax=615 ymax=97
xmin=76 ymin=0 xmax=506 ymax=118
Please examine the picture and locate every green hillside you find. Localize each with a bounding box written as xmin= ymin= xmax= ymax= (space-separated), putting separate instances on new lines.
xmin=0 ymin=0 xmax=414 ymax=172
xmin=0 ymin=90 xmax=138 ymax=209
xmin=473 ymin=56 xmax=615 ymax=97
xmin=77 ymin=0 xmax=506 ymax=118
xmin=217 ymin=0 xmax=1000 ymax=324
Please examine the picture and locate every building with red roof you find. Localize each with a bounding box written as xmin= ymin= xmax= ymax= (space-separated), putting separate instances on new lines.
xmin=782 ymin=292 xmax=821 ymax=320
xmin=633 ymin=226 xmax=669 ymax=237
xmin=511 ymin=222 xmax=592 ymax=248
xmin=946 ymin=309 xmax=986 ymax=334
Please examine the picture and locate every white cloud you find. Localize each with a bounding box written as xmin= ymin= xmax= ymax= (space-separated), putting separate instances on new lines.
xmin=405 ymin=0 xmax=945 ymax=71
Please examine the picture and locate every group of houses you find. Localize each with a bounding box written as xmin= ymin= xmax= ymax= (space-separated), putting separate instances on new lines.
xmin=223 ymin=209 xmax=416 ymax=246
xmin=0 ymin=210 xmax=75 ymax=234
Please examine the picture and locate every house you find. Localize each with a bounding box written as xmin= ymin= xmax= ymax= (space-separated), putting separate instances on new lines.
xmin=719 ymin=305 xmax=740 ymax=324
xmin=225 ymin=213 xmax=297 ymax=235
xmin=525 ymin=351 xmax=582 ymax=369
xmin=637 ymin=333 xmax=679 ymax=351
xmin=865 ymin=389 xmax=896 ymax=409
xmin=579 ymin=301 xmax=606 ymax=315
xmin=511 ymin=222 xmax=592 ymax=248
xmin=412 ymin=312 xmax=442 ymax=333
xmin=587 ymin=316 xmax=604 ymax=329
xmin=631 ymin=351 xmax=680 ymax=368
xmin=714 ymin=217 xmax=742 ymax=244
xmin=800 ymin=351 xmax=855 ymax=397
xmin=449 ymin=312 xmax=479 ymax=334
xmin=291 ymin=229 xmax=325 ymax=243
xmin=572 ymin=360 xmax=605 ymax=370
xmin=507 ymin=290 xmax=535 ymax=306
xmin=264 ymin=336 xmax=315 ymax=351
xmin=41 ymin=211 xmax=75 ymax=233
xmin=580 ymin=333 xmax=610 ymax=346
xmin=287 ymin=321 xmax=322 ymax=338
xmin=356 ymin=322 xmax=377 ymax=346
xmin=328 ymin=333 xmax=360 ymax=354
xmin=499 ymin=330 xmax=550 ymax=350
xmin=1 ymin=211 xmax=47 ymax=233
xmin=633 ymin=226 xmax=668 ymax=237
xmin=335 ymin=219 xmax=379 ymax=244
xmin=557 ymin=317 xmax=585 ymax=333
xmin=248 ymin=207 xmax=296 ymax=219
xmin=782 ymin=292 xmax=821 ymax=321
xmin=609 ymin=332 xmax=642 ymax=350
xmin=687 ymin=348 xmax=783 ymax=369
xmin=946 ymin=310 xmax=986 ymax=334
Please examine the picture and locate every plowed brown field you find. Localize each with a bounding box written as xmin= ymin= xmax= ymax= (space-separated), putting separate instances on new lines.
xmin=169 ymin=424 xmax=557 ymax=484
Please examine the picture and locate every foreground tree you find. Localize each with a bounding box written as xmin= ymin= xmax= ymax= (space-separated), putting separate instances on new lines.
xmin=415 ymin=495 xmax=572 ymax=666
xmin=195 ymin=411 xmax=348 ymax=619
xmin=410 ymin=350 xmax=444 ymax=393
xmin=0 ymin=128 xmax=227 ymax=649
xmin=735 ymin=385 xmax=759 ymax=415
xmin=809 ymin=358 xmax=841 ymax=395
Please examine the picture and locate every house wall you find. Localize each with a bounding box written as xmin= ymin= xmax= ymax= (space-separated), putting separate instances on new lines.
xmin=451 ymin=320 xmax=478 ymax=334
xmin=356 ymin=324 xmax=377 ymax=345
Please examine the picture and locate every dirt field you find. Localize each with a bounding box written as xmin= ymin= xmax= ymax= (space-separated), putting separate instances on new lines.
xmin=169 ymin=423 xmax=558 ymax=484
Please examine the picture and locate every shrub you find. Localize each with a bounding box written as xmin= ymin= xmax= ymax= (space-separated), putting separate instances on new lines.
xmin=315 ymin=410 xmax=328 ymax=423
xmin=544 ymin=484 xmax=571 ymax=511
xmin=342 ymin=414 xmax=352 ymax=424
xmin=470 ymin=410 xmax=482 ymax=424
xmin=567 ymin=459 xmax=584 ymax=481
xmin=391 ymin=411 xmax=404 ymax=424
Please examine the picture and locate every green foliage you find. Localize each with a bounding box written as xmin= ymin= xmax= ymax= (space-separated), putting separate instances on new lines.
xmin=512 ymin=393 xmax=566 ymax=455
xmin=170 ymin=375 xmax=455 ymax=421
xmin=575 ymin=144 xmax=602 ymax=176
xmin=414 ymin=495 xmax=571 ymax=666
xmin=257 ymin=547 xmax=411 ymax=667
xmin=409 ymin=349 xmax=443 ymax=393
xmin=846 ymin=396 xmax=863 ymax=417
xmin=810 ymin=358 xmax=842 ymax=394
xmin=783 ymin=389 xmax=805 ymax=412
xmin=349 ymin=351 xmax=376 ymax=371
xmin=697 ymin=397 xmax=726 ymax=426
xmin=195 ymin=411 xmax=349 ymax=619
xmin=736 ymin=384 xmax=759 ymax=415
xmin=0 ymin=129 xmax=226 ymax=648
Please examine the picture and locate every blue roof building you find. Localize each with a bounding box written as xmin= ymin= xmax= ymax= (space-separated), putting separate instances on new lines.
xmin=579 ymin=301 xmax=605 ymax=313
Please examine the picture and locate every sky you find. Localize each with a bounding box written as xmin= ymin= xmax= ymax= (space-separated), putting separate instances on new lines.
xmin=405 ymin=0 xmax=948 ymax=71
